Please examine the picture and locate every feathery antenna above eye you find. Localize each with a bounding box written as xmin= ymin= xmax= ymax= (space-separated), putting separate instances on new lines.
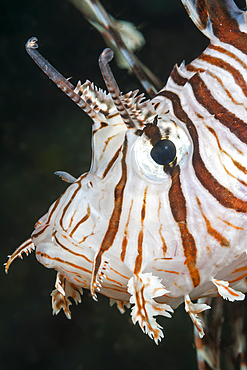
xmin=25 ymin=37 xmax=102 ymax=122
xmin=99 ymin=48 xmax=136 ymax=128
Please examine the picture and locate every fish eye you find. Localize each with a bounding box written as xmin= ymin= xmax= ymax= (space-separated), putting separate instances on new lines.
xmin=150 ymin=139 xmax=176 ymax=166
xmin=132 ymin=119 xmax=192 ymax=182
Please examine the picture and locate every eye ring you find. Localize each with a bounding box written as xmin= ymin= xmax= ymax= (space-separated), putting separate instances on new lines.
xmin=150 ymin=139 xmax=176 ymax=166
xmin=132 ymin=119 xmax=192 ymax=183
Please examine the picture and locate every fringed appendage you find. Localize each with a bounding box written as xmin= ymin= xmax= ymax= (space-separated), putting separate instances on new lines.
xmin=4 ymin=238 xmax=35 ymax=273
xmin=212 ymin=278 xmax=245 ymax=302
xmin=25 ymin=37 xmax=105 ymax=124
xmin=184 ymin=295 xmax=211 ymax=338
xmin=90 ymin=256 xmax=110 ymax=301
xmin=109 ymin=299 xmax=131 ymax=314
xmin=51 ymin=272 xmax=83 ymax=319
xmin=127 ymin=272 xmax=173 ymax=344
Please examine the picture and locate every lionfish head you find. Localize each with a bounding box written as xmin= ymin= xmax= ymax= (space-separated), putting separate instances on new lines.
xmin=6 ymin=0 xmax=247 ymax=346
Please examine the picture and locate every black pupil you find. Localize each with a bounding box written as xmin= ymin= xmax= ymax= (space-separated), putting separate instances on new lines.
xmin=150 ymin=139 xmax=176 ymax=166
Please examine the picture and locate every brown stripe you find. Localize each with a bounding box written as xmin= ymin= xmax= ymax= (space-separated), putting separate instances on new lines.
xmin=134 ymin=186 xmax=148 ymax=274
xmin=79 ymin=226 xmax=95 ymax=244
xmin=36 ymin=251 xmax=91 ymax=274
xmin=109 ymin=267 xmax=129 ymax=280
xmin=189 ymin=73 xmax=247 ymax=144
xmin=154 ymin=268 xmax=179 ymax=275
xmin=54 ymin=233 xmax=93 ymax=262
xmin=159 ymin=230 xmax=167 ymax=257
xmin=102 ymin=146 xmax=122 ymax=179
xmin=229 ymin=272 xmax=247 ymax=284
xmin=134 ymin=230 xmax=144 ymax=274
xmin=32 ymin=224 xmax=50 ymax=238
xmin=196 ymin=197 xmax=230 ymax=247
xmin=220 ymin=218 xmax=244 ymax=230
xmin=48 ymin=173 xmax=87 ymax=227
xmin=120 ymin=199 xmax=133 ymax=262
xmin=186 ymin=64 xmax=246 ymax=110
xmin=206 ymin=126 xmax=247 ymax=186
xmin=60 ymin=182 xmax=82 ymax=230
xmin=120 ymin=236 xmax=128 ymax=263
xmin=153 ymin=102 xmax=160 ymax=110
xmin=205 ymin=2 xmax=247 ymax=55
xmin=198 ymin=53 xmax=247 ymax=97
xmin=170 ymin=64 xmax=188 ymax=86
xmin=98 ymin=134 xmax=118 ymax=169
xmin=187 ymin=63 xmax=245 ymax=108
xmin=232 ymin=266 xmax=247 ymax=274
xmin=205 ymin=125 xmax=229 ymax=155
xmin=46 ymin=197 xmax=62 ymax=225
xmin=107 ymin=112 xmax=120 ymax=120
xmin=169 ymin=165 xmax=200 ymax=287
xmin=93 ymin=121 xmax=108 ymax=135
xmin=100 ymin=287 xmax=128 ymax=295
xmin=232 ymin=159 xmax=247 ymax=175
xmin=91 ymin=136 xmax=128 ymax=294
xmin=69 ymin=204 xmax=91 ymax=237
xmin=196 ymin=0 xmax=208 ymax=29
xmin=102 ymin=276 xmax=123 ymax=286
xmin=157 ymin=89 xmax=247 ymax=213
xmin=99 ymin=138 xmax=128 ymax=251
xmin=158 ymin=198 xmax=167 ymax=256
xmin=206 ymin=126 xmax=246 ymax=173
xmin=220 ymin=156 xmax=247 ymax=188
xmin=68 ymin=210 xmax=76 ymax=229
xmin=141 ymin=187 xmax=147 ymax=222
xmin=208 ymin=44 xmax=247 ymax=71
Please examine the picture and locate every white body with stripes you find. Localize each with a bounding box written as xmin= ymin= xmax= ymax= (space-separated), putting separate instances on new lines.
xmin=6 ymin=0 xmax=247 ymax=344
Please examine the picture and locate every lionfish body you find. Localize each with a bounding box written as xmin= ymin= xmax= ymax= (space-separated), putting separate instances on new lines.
xmin=6 ymin=0 xmax=247 ymax=351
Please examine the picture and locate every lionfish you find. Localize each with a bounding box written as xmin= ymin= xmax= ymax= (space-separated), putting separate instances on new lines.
xmin=5 ymin=0 xmax=247 ymax=367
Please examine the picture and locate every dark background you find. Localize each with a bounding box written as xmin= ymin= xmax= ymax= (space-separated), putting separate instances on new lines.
xmin=1 ymin=0 xmax=244 ymax=369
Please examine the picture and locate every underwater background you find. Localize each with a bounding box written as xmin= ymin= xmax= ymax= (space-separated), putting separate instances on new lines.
xmin=2 ymin=0 xmax=214 ymax=368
